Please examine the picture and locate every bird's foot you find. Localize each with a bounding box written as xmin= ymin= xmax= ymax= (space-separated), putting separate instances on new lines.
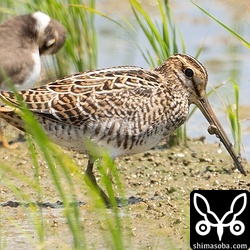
xmin=0 ymin=136 xmax=19 ymax=149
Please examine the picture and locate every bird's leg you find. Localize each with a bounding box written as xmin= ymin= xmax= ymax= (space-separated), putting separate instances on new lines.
xmin=0 ymin=123 xmax=18 ymax=149
xmin=85 ymin=158 xmax=111 ymax=207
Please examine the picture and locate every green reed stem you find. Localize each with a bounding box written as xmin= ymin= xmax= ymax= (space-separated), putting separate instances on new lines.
xmin=192 ymin=1 xmax=250 ymax=49
xmin=226 ymin=79 xmax=241 ymax=154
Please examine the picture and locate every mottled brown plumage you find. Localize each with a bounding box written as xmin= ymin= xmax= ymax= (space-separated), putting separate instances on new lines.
xmin=0 ymin=54 xmax=246 ymax=206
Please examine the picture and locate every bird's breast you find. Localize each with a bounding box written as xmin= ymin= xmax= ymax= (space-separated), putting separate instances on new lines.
xmin=37 ymin=97 xmax=189 ymax=158
xmin=19 ymin=52 xmax=41 ymax=90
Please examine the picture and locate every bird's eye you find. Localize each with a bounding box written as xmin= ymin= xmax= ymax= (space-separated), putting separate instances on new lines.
xmin=184 ymin=68 xmax=194 ymax=77
xmin=46 ymin=38 xmax=56 ymax=48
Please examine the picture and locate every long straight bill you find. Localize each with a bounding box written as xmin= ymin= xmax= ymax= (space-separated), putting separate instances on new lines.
xmin=196 ymin=96 xmax=247 ymax=176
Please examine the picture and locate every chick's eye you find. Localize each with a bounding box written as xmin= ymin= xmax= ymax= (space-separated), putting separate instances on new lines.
xmin=184 ymin=68 xmax=194 ymax=77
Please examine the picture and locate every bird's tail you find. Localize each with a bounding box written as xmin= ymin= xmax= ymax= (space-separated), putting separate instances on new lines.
xmin=0 ymin=106 xmax=25 ymax=132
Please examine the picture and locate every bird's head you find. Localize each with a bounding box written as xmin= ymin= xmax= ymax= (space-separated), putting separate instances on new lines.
xmin=157 ymin=54 xmax=246 ymax=175
xmin=32 ymin=12 xmax=66 ymax=55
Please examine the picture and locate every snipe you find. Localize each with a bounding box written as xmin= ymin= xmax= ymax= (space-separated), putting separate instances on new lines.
xmin=0 ymin=54 xmax=247 ymax=206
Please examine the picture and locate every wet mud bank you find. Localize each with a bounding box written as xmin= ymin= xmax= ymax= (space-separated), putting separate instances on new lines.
xmin=0 ymin=128 xmax=249 ymax=249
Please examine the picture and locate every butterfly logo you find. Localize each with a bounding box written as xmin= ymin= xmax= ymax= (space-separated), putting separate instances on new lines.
xmin=193 ymin=193 xmax=247 ymax=241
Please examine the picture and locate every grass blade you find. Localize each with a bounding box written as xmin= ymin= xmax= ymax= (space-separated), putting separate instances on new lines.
xmin=192 ymin=1 xmax=250 ymax=49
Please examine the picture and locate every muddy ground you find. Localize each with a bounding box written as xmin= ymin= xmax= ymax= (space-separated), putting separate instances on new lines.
xmin=0 ymin=125 xmax=249 ymax=249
